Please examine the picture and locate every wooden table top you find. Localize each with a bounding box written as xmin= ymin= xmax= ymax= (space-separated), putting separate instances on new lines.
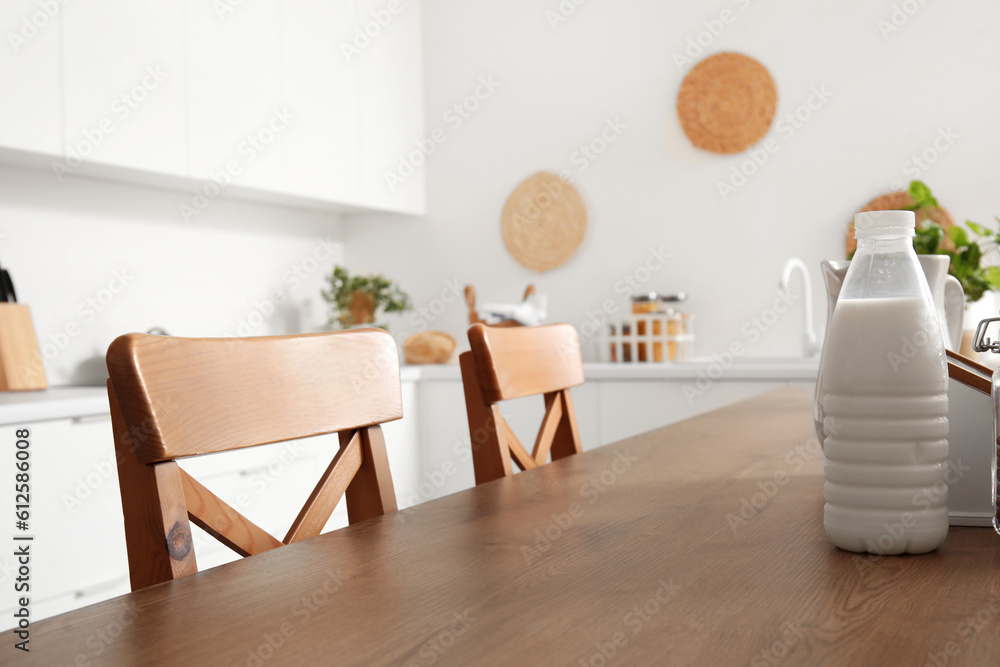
xmin=24 ymin=387 xmax=1000 ymax=666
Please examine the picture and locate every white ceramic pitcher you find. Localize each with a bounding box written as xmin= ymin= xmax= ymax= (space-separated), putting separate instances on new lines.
xmin=814 ymin=254 xmax=964 ymax=444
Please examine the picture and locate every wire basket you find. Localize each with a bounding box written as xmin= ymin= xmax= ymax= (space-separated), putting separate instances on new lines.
xmin=598 ymin=313 xmax=694 ymax=363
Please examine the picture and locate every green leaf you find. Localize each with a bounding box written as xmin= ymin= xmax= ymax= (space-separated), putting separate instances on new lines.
xmin=985 ymin=266 xmax=1000 ymax=290
xmin=966 ymin=242 xmax=981 ymax=268
xmin=912 ymin=234 xmax=937 ymax=255
xmin=966 ymin=220 xmax=988 ymax=236
xmin=962 ymin=273 xmax=989 ymax=303
xmin=908 ymin=180 xmax=938 ymax=208
xmin=912 ymin=222 xmax=943 ymax=255
xmin=948 ymin=225 xmax=970 ymax=248
xmin=920 ymin=222 xmax=944 ymax=237
xmin=951 ymin=244 xmax=980 ymax=278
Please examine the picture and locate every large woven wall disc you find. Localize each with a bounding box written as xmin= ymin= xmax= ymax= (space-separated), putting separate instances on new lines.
xmin=677 ymin=52 xmax=777 ymax=154
xmin=846 ymin=190 xmax=956 ymax=257
xmin=502 ymin=172 xmax=587 ymax=273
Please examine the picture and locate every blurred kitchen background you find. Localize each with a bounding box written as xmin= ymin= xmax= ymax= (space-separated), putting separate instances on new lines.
xmin=1 ymin=0 xmax=998 ymax=384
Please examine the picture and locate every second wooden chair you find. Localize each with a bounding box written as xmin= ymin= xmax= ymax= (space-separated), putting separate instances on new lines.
xmin=459 ymin=322 xmax=585 ymax=485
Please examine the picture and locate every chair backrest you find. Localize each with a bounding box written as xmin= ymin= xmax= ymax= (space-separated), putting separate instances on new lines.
xmin=106 ymin=329 xmax=401 ymax=591
xmin=459 ymin=322 xmax=584 ymax=485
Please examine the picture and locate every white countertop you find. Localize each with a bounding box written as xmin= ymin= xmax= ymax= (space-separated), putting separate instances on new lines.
xmin=0 ymin=386 xmax=110 ymax=426
xmin=409 ymin=357 xmax=821 ymax=381
xmin=1 ymin=357 xmax=819 ymax=424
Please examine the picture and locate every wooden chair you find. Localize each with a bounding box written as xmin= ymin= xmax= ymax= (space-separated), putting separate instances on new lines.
xmin=460 ymin=322 xmax=585 ymax=485
xmin=106 ymin=329 xmax=401 ymax=591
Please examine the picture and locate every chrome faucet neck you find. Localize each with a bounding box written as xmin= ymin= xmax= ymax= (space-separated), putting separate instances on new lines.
xmin=779 ymin=258 xmax=819 ymax=357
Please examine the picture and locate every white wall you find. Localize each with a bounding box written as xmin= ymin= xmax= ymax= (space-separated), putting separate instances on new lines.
xmin=0 ymin=164 xmax=342 ymax=386
xmin=343 ymin=0 xmax=1000 ymax=360
xmin=5 ymin=1 xmax=998 ymax=386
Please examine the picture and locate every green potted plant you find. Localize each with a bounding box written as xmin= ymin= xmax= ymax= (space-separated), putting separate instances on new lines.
xmin=850 ymin=181 xmax=1000 ymax=303
xmin=904 ymin=181 xmax=1000 ymax=303
xmin=322 ymin=265 xmax=412 ymax=329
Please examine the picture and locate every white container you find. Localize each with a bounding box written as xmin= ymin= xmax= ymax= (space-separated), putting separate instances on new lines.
xmin=820 ymin=210 xmax=949 ymax=554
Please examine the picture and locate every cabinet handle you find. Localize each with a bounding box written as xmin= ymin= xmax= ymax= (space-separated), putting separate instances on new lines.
xmin=71 ymin=414 xmax=112 ymax=425
xmin=74 ymin=575 xmax=128 ymax=599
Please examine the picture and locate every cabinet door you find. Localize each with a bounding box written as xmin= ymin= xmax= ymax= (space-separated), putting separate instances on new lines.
xmin=570 ymin=384 xmax=600 ymax=450
xmin=380 ymin=380 xmax=421 ymax=507
xmin=500 ymin=384 xmax=600 ymax=451
xmin=186 ymin=0 xmax=285 ymax=191
xmin=0 ymin=1 xmax=61 ymax=154
xmin=0 ymin=417 xmax=129 ymax=622
xmin=413 ymin=380 xmax=600 ymax=505
xmin=283 ymin=0 xmax=361 ymax=205
xmin=179 ymin=436 xmax=340 ymax=571
xmin=413 ymin=380 xmax=474 ymax=502
xmin=61 ymin=1 xmax=185 ymax=175
xmin=358 ymin=0 xmax=425 ymax=214
xmin=597 ymin=381 xmax=780 ymax=444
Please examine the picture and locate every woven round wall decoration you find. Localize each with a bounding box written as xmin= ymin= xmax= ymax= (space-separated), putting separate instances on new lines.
xmin=677 ymin=52 xmax=777 ymax=154
xmin=501 ymin=172 xmax=587 ymax=273
xmin=846 ymin=190 xmax=957 ymax=257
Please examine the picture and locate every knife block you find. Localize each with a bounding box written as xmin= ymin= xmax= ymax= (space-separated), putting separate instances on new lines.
xmin=0 ymin=304 xmax=47 ymax=391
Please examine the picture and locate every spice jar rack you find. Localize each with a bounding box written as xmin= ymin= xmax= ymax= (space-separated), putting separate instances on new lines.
xmin=599 ymin=293 xmax=694 ymax=363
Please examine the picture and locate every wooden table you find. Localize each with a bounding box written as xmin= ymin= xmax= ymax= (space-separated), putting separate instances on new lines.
xmin=22 ymin=388 xmax=1000 ymax=665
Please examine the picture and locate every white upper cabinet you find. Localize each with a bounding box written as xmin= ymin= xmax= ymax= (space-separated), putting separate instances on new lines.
xmin=282 ymin=0 xmax=362 ymax=206
xmin=61 ymin=1 xmax=185 ymax=175
xmin=357 ymin=0 xmax=425 ymax=214
xmin=186 ymin=1 xmax=285 ymax=191
xmin=0 ymin=0 xmax=424 ymax=215
xmin=0 ymin=1 xmax=62 ymax=155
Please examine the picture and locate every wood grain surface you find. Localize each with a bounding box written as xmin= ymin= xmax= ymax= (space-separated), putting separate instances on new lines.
xmin=106 ymin=329 xmax=403 ymax=462
xmin=466 ymin=323 xmax=584 ymax=403
xmin=23 ymin=388 xmax=1000 ymax=666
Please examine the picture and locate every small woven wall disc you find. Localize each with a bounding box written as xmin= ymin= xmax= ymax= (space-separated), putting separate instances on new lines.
xmin=677 ymin=52 xmax=777 ymax=154
xmin=502 ymin=172 xmax=587 ymax=273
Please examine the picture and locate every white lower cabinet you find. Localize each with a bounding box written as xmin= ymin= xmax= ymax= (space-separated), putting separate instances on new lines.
xmin=0 ymin=416 xmax=130 ymax=623
xmin=596 ymin=380 xmax=795 ymax=444
xmin=180 ymin=434 xmax=347 ymax=572
xmin=414 ymin=377 xmax=814 ymax=503
xmin=413 ymin=379 xmax=602 ymax=503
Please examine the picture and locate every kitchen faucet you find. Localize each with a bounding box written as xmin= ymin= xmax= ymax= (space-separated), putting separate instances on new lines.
xmin=779 ymin=258 xmax=819 ymax=357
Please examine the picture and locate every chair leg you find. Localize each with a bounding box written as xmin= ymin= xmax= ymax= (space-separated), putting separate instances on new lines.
xmin=550 ymin=389 xmax=583 ymax=461
xmin=346 ymin=425 xmax=398 ymax=523
xmin=109 ymin=382 xmax=197 ymax=590
xmin=460 ymin=352 xmax=513 ymax=485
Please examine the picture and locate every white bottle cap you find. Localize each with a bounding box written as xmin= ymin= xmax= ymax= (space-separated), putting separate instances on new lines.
xmin=854 ymin=210 xmax=916 ymax=238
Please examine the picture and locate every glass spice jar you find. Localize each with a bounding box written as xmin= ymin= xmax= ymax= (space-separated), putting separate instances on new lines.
xmin=631 ymin=293 xmax=687 ymax=362
xmin=631 ymin=294 xmax=659 ymax=362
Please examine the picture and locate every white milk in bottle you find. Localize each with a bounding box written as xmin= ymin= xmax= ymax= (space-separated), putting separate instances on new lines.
xmin=820 ymin=210 xmax=949 ymax=554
